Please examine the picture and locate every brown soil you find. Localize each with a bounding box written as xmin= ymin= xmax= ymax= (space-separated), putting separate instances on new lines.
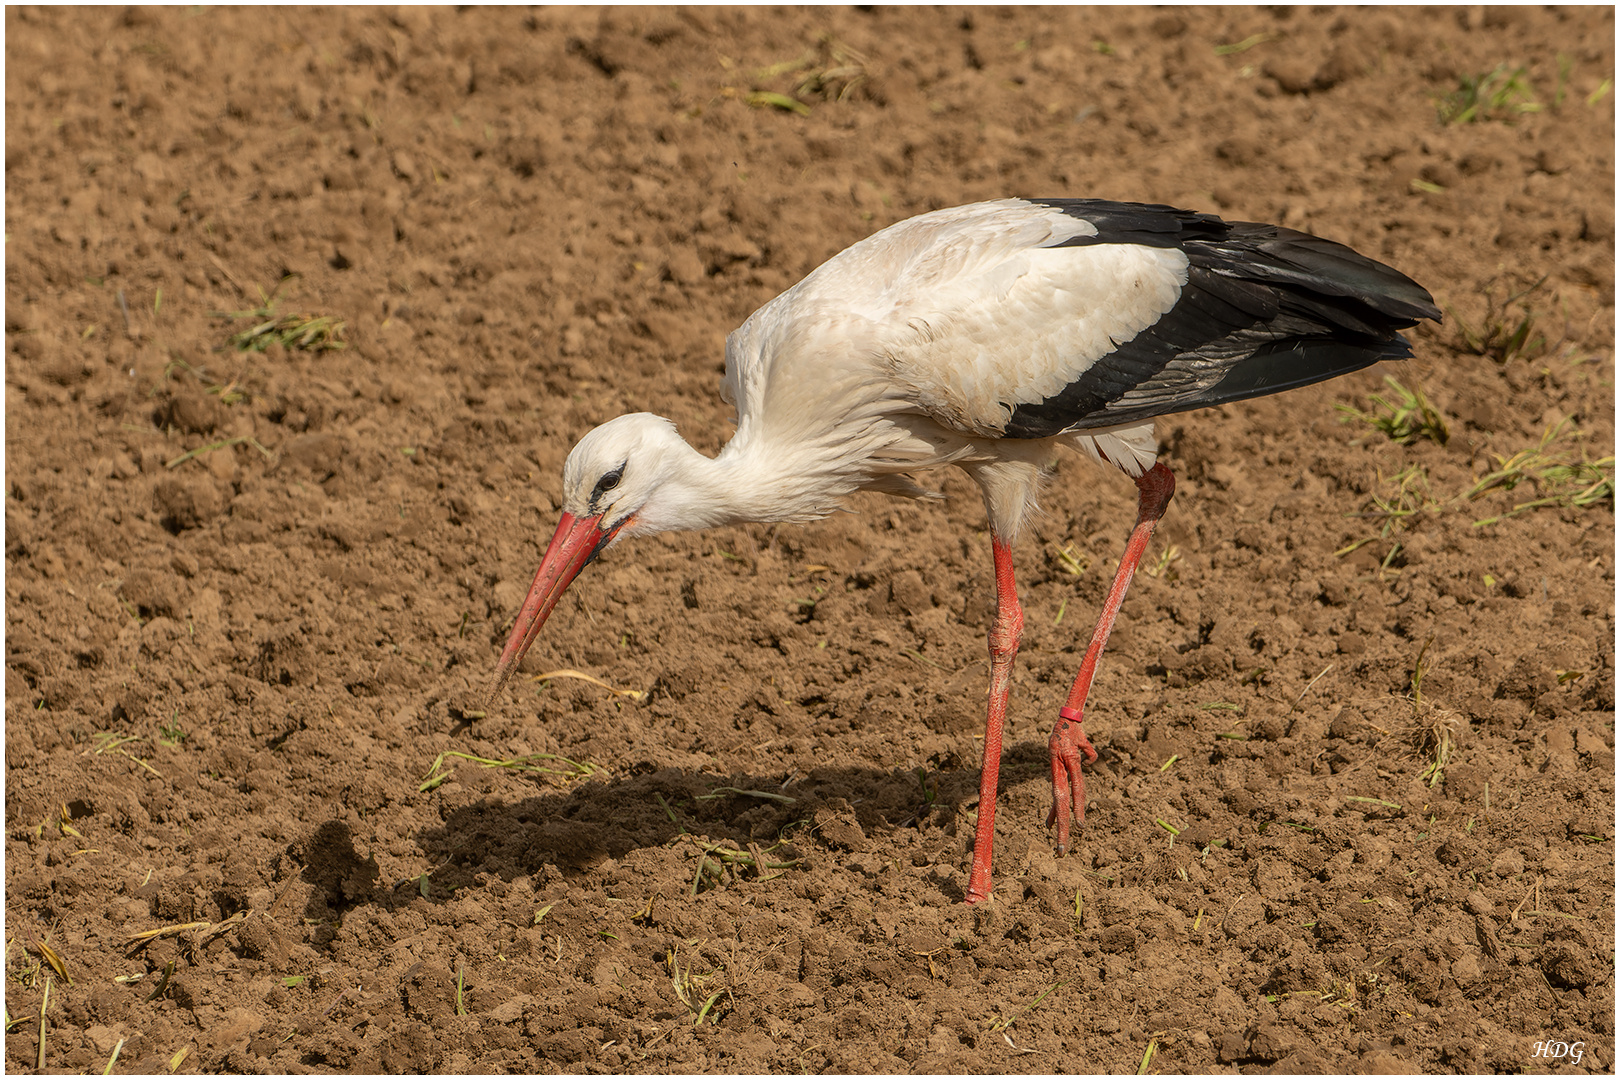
xmin=5 ymin=5 xmax=1615 ymax=1074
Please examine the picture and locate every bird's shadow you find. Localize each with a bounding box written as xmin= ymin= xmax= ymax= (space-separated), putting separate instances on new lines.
xmin=412 ymin=756 xmax=986 ymax=896
xmin=289 ymin=736 xmax=1078 ymax=928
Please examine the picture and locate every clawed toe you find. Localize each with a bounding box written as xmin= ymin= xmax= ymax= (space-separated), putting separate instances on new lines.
xmin=1047 ymin=716 xmax=1097 ymax=853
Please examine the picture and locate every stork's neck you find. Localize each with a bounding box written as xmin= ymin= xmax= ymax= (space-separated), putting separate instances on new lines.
xmin=631 ymin=429 xmax=869 ymax=536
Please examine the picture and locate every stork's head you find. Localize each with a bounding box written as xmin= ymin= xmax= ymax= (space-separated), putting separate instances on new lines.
xmin=486 ymin=413 xmax=689 ymax=700
xmin=558 ymin=413 xmax=692 ymax=533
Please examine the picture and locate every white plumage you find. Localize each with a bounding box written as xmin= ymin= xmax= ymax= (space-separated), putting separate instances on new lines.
xmin=490 ymin=197 xmax=1440 ymax=903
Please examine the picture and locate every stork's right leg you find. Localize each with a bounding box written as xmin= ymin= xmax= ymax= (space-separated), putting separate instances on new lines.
xmin=964 ymin=535 xmax=1022 ymax=904
xmin=1047 ymin=462 xmax=1175 ymax=853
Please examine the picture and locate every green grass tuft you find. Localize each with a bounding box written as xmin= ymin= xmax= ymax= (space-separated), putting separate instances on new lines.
xmin=666 ymin=943 xmax=728 ymax=1026
xmin=747 ymin=35 xmax=869 ymax=108
xmin=1438 ymin=64 xmax=1542 ymax=124
xmin=689 ymin=836 xmax=802 ymax=895
xmin=1406 ymin=637 xmax=1461 ymax=788
xmin=1445 ymin=276 xmax=1550 ymax=363
xmin=1337 ymin=375 xmax=1449 ymax=445
xmin=1338 ymin=465 xmax=1440 ymax=558
xmin=988 ymin=980 xmax=1067 ymax=1033
xmin=1465 ymin=419 xmax=1614 ymax=526
xmin=418 ymin=750 xmax=598 ymax=792
xmin=213 ymin=280 xmax=346 ymax=352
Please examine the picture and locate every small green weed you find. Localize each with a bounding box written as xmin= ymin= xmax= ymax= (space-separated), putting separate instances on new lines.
xmin=214 ymin=280 xmax=346 ymax=353
xmin=161 ymin=357 xmax=247 ymax=405
xmin=666 ymin=943 xmax=727 ymax=1026
xmin=1465 ymin=419 xmax=1614 ymax=526
xmin=1138 ymin=1038 xmax=1158 ymax=1074
xmin=1337 ymin=375 xmax=1449 ymax=446
xmin=1403 ymin=637 xmax=1461 ymax=789
xmin=689 ymin=837 xmax=801 ymax=895
xmin=1438 ymin=64 xmax=1541 ymax=124
xmin=1143 ymin=543 xmax=1181 ymax=580
xmin=418 ymin=750 xmax=598 ymax=792
xmin=1446 ymin=276 xmax=1550 ymax=363
xmin=744 ymin=35 xmax=870 ymax=115
xmin=89 ymin=731 xmax=165 ymax=779
xmin=1341 ymin=417 xmax=1611 ymax=552
xmin=158 ymin=711 xmax=187 ymax=746
xmin=1338 ymin=464 xmax=1441 ymax=555
xmin=988 ymin=980 xmax=1067 ymax=1033
xmin=915 ymin=766 xmax=938 ymax=810
xmin=789 ymin=36 xmax=869 ymax=102
xmin=1052 ymin=542 xmax=1090 ymax=576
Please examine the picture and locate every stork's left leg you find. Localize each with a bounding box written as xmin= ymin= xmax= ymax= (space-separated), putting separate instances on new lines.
xmin=1047 ymin=462 xmax=1176 ymax=853
xmin=964 ymin=534 xmax=1023 ymax=904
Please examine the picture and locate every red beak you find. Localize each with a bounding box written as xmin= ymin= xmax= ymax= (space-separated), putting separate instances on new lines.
xmin=486 ymin=510 xmax=625 ymax=701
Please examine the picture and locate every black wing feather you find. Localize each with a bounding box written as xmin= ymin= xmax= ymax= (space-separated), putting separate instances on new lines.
xmin=1002 ymin=200 xmax=1440 ymax=439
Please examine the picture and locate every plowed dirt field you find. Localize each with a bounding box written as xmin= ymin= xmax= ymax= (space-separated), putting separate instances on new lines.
xmin=6 ymin=6 xmax=1614 ymax=1073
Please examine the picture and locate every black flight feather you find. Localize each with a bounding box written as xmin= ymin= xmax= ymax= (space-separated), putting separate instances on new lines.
xmin=1002 ymin=199 xmax=1440 ymax=439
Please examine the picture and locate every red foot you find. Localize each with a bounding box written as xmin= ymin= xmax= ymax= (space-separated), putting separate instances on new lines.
xmin=1046 ymin=706 xmax=1097 ymax=853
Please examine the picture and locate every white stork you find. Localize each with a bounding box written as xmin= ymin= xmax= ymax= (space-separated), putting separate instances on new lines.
xmin=488 ymin=198 xmax=1440 ymax=903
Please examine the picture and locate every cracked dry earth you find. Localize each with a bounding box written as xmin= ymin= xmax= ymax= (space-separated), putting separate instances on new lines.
xmin=5 ymin=5 xmax=1615 ymax=1074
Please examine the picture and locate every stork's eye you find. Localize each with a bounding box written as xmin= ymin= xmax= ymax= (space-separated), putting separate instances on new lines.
xmin=591 ymin=464 xmax=626 ymax=503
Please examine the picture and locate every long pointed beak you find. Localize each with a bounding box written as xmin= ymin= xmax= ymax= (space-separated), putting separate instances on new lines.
xmin=485 ymin=510 xmax=625 ymax=702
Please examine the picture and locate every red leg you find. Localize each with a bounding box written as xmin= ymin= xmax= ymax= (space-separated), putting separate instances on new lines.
xmin=964 ymin=535 xmax=1023 ymax=903
xmin=1047 ymin=461 xmax=1175 ymax=853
